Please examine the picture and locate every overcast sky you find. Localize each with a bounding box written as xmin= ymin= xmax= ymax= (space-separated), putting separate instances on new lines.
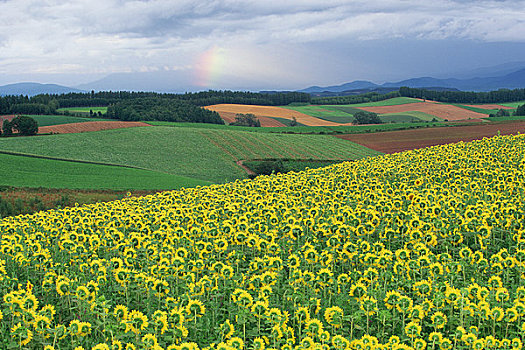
xmin=0 ymin=0 xmax=524 ymax=91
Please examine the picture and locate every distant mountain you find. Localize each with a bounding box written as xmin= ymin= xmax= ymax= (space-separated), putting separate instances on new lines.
xmin=0 ymin=82 xmax=85 ymax=96
xmin=300 ymin=68 xmax=525 ymax=94
xmin=298 ymin=80 xmax=379 ymax=93
xmin=448 ymin=61 xmax=525 ymax=79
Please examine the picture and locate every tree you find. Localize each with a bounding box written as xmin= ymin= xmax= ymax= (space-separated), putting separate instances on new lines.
xmin=10 ymin=115 xmax=38 ymax=136
xmin=2 ymin=119 xmax=12 ymax=137
xmin=353 ymin=111 xmax=383 ymax=125
xmin=290 ymin=117 xmax=298 ymax=127
xmin=230 ymin=113 xmax=261 ymax=127
xmin=515 ymin=104 xmax=525 ymax=116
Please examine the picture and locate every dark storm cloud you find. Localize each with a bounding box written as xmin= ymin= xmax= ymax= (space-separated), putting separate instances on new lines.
xmin=0 ymin=0 xmax=524 ymax=88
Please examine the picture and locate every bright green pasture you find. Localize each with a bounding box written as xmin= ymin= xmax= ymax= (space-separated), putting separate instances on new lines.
xmin=57 ymin=106 xmax=108 ymax=114
xmin=452 ymin=105 xmax=495 ymax=114
xmin=499 ymin=101 xmax=525 ymax=108
xmin=0 ymin=152 xmax=210 ymax=190
xmin=146 ymin=121 xmax=447 ymax=134
xmin=379 ymin=111 xmax=442 ymax=122
xmin=0 ymin=126 xmax=380 ymax=184
xmin=335 ymin=97 xmax=421 ymax=107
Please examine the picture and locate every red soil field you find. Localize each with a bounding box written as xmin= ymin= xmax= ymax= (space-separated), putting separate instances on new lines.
xmin=205 ymin=104 xmax=346 ymax=126
xmin=217 ymin=111 xmax=287 ymax=127
xmin=336 ymin=121 xmax=525 ymax=154
xmin=463 ymin=104 xmax=514 ymax=110
xmin=357 ymin=102 xmax=487 ymax=121
xmin=0 ymin=115 xmax=16 ymax=122
xmin=39 ymin=121 xmax=150 ymax=134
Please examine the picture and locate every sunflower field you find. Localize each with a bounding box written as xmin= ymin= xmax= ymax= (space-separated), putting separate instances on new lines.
xmin=1 ymin=134 xmax=524 ymax=350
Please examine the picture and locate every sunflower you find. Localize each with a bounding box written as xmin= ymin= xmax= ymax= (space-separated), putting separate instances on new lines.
xmin=11 ymin=322 xmax=33 ymax=346
xmin=186 ymin=299 xmax=206 ymax=318
xmin=305 ymin=318 xmax=324 ymax=337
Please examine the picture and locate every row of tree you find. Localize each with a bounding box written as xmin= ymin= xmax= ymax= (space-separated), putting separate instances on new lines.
xmin=52 ymin=90 xmax=311 ymax=108
xmin=105 ymin=98 xmax=224 ymax=124
xmin=311 ymin=91 xmax=401 ymax=105
xmin=399 ymin=87 xmax=525 ymax=104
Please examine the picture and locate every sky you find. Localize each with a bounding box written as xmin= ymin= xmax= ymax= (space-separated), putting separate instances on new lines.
xmin=0 ymin=0 xmax=524 ymax=92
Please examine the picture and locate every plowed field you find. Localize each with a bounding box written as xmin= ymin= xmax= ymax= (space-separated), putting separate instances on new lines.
xmin=205 ymin=104 xmax=349 ymax=126
xmin=217 ymin=111 xmax=287 ymax=127
xmin=356 ymin=102 xmax=487 ymax=121
xmin=336 ymin=121 xmax=525 ymax=154
xmin=39 ymin=121 xmax=150 ymax=134
xmin=0 ymin=115 xmax=16 ymax=122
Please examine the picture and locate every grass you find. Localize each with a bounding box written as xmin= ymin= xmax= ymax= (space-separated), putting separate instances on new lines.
xmin=452 ymin=105 xmax=495 ymax=114
xmin=23 ymin=115 xmax=112 ymax=127
xmin=57 ymin=106 xmax=108 ymax=114
xmin=199 ymin=129 xmax=381 ymax=161
xmin=334 ymin=97 xmax=421 ymax=108
xmin=282 ymin=105 xmax=353 ymax=122
xmin=379 ymin=111 xmax=442 ymax=122
xmin=0 ymin=152 xmax=210 ymax=190
xmin=146 ymin=120 xmax=448 ymax=134
xmin=482 ymin=115 xmax=525 ymax=122
xmin=499 ymin=101 xmax=525 ymax=108
xmin=0 ymin=126 xmax=381 ymax=184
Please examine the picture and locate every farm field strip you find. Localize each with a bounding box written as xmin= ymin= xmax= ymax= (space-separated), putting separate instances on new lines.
xmin=205 ymin=104 xmax=348 ymax=126
xmin=338 ymin=120 xmax=525 ymax=154
xmin=461 ymin=104 xmax=514 ymax=110
xmin=39 ymin=121 xmax=151 ymax=134
xmin=331 ymin=97 xmax=421 ymax=107
xmin=0 ymin=127 xmax=247 ymax=183
xmin=0 ymin=152 xmax=210 ymax=190
xmin=1 ymin=134 xmax=523 ymax=349
xmin=356 ymin=102 xmax=488 ymax=121
xmin=57 ymin=106 xmax=108 ymax=114
xmin=499 ymin=100 xmax=525 ymax=108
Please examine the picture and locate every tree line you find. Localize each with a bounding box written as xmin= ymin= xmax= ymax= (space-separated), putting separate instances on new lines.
xmin=399 ymin=87 xmax=525 ymax=104
xmin=105 ymin=98 xmax=224 ymax=124
xmin=50 ymin=90 xmax=310 ymax=108
xmin=311 ymin=91 xmax=401 ymax=105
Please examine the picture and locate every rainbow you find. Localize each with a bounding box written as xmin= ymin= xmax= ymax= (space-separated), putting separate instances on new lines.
xmin=194 ymin=46 xmax=226 ymax=88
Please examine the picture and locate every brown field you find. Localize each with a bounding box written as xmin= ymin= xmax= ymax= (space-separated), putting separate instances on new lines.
xmin=39 ymin=121 xmax=150 ymax=134
xmin=336 ymin=121 xmax=525 ymax=154
xmin=205 ymin=104 xmax=348 ymax=126
xmin=0 ymin=115 xmax=16 ymax=122
xmin=463 ymin=104 xmax=514 ymax=110
xmin=218 ymin=111 xmax=287 ymax=127
xmin=357 ymin=102 xmax=487 ymax=121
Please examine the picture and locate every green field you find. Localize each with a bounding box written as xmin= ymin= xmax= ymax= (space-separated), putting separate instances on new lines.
xmin=379 ymin=111 xmax=442 ymax=122
xmin=57 ymin=106 xmax=108 ymax=114
xmin=147 ymin=120 xmax=448 ymax=134
xmin=283 ymin=105 xmax=354 ymax=122
xmin=0 ymin=152 xmax=210 ymax=190
xmin=24 ymin=114 xmax=112 ymax=127
xmin=453 ymin=104 xmax=495 ymax=114
xmin=282 ymin=98 xmax=424 ymax=124
xmin=336 ymin=97 xmax=420 ymax=107
xmin=0 ymin=126 xmax=381 ymax=185
xmin=499 ymin=101 xmax=525 ymax=108
xmin=482 ymin=115 xmax=525 ymax=122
